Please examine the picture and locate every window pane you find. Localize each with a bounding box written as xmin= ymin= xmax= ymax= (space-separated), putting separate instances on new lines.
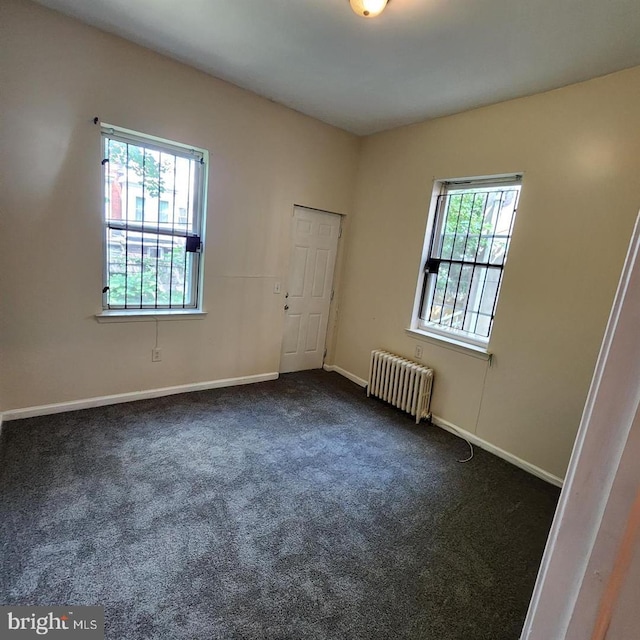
xmin=103 ymin=128 xmax=204 ymax=311
xmin=106 ymin=229 xmax=194 ymax=308
xmin=438 ymin=191 xmax=490 ymax=261
xmin=420 ymin=181 xmax=520 ymax=342
xmin=159 ymin=200 xmax=169 ymax=223
xmin=105 ymin=138 xmax=199 ymax=232
xmin=425 ymin=263 xmax=502 ymax=338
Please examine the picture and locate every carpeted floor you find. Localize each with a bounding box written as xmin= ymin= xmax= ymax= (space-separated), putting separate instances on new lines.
xmin=0 ymin=370 xmax=559 ymax=639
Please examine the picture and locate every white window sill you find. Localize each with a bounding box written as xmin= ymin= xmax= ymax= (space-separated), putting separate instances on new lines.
xmin=95 ymin=310 xmax=207 ymax=323
xmin=405 ymin=328 xmax=492 ymax=361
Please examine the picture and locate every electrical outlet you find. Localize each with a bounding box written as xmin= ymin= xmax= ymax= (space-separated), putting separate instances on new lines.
xmin=274 ymin=281 xmax=281 ymax=294
xmin=152 ymin=348 xmax=162 ymax=362
xmin=414 ymin=345 xmax=424 ymax=360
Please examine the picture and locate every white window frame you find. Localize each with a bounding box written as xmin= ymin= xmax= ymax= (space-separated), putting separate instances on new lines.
xmin=410 ymin=174 xmax=522 ymax=351
xmin=99 ymin=123 xmax=208 ymax=315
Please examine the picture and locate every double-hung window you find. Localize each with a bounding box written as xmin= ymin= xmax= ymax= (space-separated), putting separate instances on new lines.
xmin=101 ymin=124 xmax=207 ymax=312
xmin=415 ymin=175 xmax=521 ymax=347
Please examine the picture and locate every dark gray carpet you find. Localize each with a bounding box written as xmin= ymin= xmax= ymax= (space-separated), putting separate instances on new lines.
xmin=0 ymin=370 xmax=559 ymax=639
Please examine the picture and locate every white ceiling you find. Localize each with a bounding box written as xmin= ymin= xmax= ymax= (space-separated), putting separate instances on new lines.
xmin=34 ymin=0 xmax=640 ymax=135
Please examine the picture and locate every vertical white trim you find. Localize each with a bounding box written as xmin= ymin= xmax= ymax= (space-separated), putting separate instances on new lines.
xmin=409 ymin=181 xmax=441 ymax=330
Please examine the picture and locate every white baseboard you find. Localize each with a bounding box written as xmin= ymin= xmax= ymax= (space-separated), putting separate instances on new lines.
xmin=431 ymin=415 xmax=564 ymax=487
xmin=2 ymin=363 xmax=565 ymax=487
xmin=1 ymin=372 xmax=279 ymax=422
xmin=323 ymin=363 xmax=367 ymax=388
xmin=326 ymin=364 xmax=563 ymax=487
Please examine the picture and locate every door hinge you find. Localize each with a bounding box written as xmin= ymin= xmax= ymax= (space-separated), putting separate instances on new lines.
xmin=338 ymin=226 xmax=343 ymax=238
xmin=330 ymin=290 xmax=335 ymax=301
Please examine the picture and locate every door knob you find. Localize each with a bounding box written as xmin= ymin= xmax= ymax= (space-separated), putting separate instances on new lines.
xmin=284 ymin=305 xmax=289 ymax=310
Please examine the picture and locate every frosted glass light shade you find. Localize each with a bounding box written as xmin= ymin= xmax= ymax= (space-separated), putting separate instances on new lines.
xmin=349 ymin=0 xmax=389 ymax=18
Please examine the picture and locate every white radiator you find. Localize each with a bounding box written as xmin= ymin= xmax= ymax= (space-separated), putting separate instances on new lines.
xmin=367 ymin=350 xmax=434 ymax=424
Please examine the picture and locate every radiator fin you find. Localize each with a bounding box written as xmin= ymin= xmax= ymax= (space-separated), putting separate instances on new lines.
xmin=367 ymin=350 xmax=433 ymax=424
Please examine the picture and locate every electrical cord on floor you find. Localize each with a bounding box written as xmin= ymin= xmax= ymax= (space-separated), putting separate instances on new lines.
xmin=457 ymin=438 xmax=474 ymax=463
xmin=454 ymin=353 xmax=491 ymax=464
xmin=427 ymin=417 xmax=474 ymax=463
xmin=460 ymin=354 xmax=491 ymax=464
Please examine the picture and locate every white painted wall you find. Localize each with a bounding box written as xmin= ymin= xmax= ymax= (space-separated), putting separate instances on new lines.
xmin=332 ymin=66 xmax=640 ymax=480
xmin=0 ymin=0 xmax=358 ymax=411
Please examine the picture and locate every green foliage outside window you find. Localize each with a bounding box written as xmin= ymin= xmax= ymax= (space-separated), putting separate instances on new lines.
xmin=430 ymin=189 xmax=515 ymax=331
xmin=107 ymin=244 xmax=190 ymax=307
xmin=108 ymin=140 xmax=172 ymax=199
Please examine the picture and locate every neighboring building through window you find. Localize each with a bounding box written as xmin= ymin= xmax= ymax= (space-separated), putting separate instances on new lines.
xmin=134 ymin=197 xmax=170 ymax=223
xmin=159 ymin=200 xmax=170 ymax=223
xmin=414 ymin=175 xmax=521 ymax=347
xmin=101 ymin=123 xmax=207 ymax=311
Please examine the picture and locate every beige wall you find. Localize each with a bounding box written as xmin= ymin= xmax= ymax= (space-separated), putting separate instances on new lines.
xmin=0 ymin=0 xmax=358 ymax=411
xmin=522 ymin=216 xmax=640 ymax=638
xmin=3 ymin=0 xmax=640 ymax=483
xmin=333 ymin=66 xmax=640 ymax=480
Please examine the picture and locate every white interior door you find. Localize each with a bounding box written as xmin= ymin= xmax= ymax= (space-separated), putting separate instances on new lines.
xmin=280 ymin=207 xmax=341 ymax=373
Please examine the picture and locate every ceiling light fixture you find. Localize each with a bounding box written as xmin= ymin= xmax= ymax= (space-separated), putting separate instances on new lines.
xmin=349 ymin=0 xmax=390 ymax=19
